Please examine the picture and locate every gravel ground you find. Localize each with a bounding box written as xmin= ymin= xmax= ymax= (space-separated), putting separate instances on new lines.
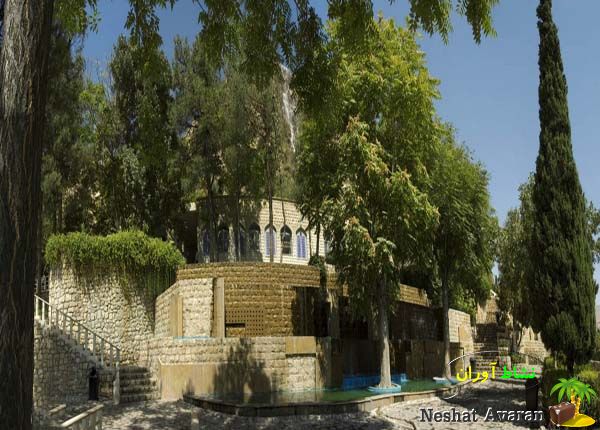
xmin=45 ymin=380 xmax=546 ymax=429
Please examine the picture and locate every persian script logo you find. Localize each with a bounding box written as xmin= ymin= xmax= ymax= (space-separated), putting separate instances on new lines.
xmin=454 ymin=361 xmax=537 ymax=383
xmin=442 ymin=351 xmax=541 ymax=400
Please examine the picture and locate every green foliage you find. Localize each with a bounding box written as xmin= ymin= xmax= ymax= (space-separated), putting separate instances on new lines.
xmin=510 ymin=352 xmax=525 ymax=364
xmin=497 ymin=176 xmax=534 ymax=330
xmin=577 ymin=369 xmax=600 ymax=418
xmin=197 ymin=0 xmax=499 ymax=104
xmin=296 ymin=19 xmax=445 ymax=384
xmin=544 ymin=355 xmax=556 ymax=370
xmin=588 ymin=203 xmax=600 ymax=265
xmin=45 ymin=231 xmax=185 ymax=297
xmin=54 ymin=0 xmax=99 ymax=35
xmin=309 ymin=255 xmax=328 ymax=289
xmin=171 ymin=33 xmax=293 ymax=260
xmin=100 ymin=34 xmax=182 ymax=237
xmin=529 ymin=0 xmax=596 ymax=371
xmin=541 ymin=367 xmax=571 ymax=408
xmin=42 ymin=23 xmax=93 ymax=238
xmin=594 ymin=330 xmax=600 ymax=361
xmin=429 ymin=129 xmax=497 ymax=335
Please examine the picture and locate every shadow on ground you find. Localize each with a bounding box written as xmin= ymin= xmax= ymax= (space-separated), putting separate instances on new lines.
xmin=102 ymin=399 xmax=397 ymax=430
xmin=443 ymin=382 xmax=539 ymax=428
xmin=101 ymin=400 xmax=193 ymax=430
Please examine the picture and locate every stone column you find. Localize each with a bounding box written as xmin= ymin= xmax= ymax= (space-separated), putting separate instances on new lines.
xmin=213 ymin=278 xmax=225 ymax=338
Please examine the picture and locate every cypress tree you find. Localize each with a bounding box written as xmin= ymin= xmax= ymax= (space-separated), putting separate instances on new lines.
xmin=530 ymin=0 xmax=596 ymax=373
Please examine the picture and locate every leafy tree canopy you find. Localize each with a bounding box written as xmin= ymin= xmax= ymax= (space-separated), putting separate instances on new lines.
xmin=297 ymin=17 xmax=445 ymax=386
xmin=198 ymin=0 xmax=498 ymax=110
xmin=429 ymin=128 xmax=497 ymax=318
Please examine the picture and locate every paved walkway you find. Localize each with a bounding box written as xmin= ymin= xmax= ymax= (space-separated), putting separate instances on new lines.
xmin=98 ymin=381 xmax=545 ymax=430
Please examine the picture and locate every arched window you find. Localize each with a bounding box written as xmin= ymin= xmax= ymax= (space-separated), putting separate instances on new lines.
xmin=296 ymin=229 xmax=307 ymax=259
xmin=265 ymin=225 xmax=276 ymax=256
xmin=202 ymin=229 xmax=210 ymax=257
xmin=217 ymin=225 xmax=229 ymax=255
xmin=281 ymin=225 xmax=292 ymax=255
xmin=249 ymin=223 xmax=261 ymax=253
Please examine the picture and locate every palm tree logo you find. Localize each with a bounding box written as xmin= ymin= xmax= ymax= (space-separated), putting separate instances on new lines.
xmin=549 ymin=377 xmax=597 ymax=427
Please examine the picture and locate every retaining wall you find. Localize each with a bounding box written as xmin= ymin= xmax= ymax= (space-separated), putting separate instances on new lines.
xmin=49 ymin=266 xmax=154 ymax=365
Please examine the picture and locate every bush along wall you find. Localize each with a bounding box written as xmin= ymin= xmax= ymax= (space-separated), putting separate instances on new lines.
xmin=45 ymin=230 xmax=185 ymax=301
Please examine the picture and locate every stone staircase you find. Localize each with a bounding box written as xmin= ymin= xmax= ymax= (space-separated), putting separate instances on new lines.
xmin=472 ymin=313 xmax=500 ymax=371
xmin=34 ymin=295 xmax=161 ymax=405
xmin=34 ymin=295 xmax=123 ymax=404
xmin=119 ymin=366 xmax=159 ymax=403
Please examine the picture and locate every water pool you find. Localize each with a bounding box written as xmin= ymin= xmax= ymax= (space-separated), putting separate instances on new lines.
xmin=202 ymin=379 xmax=451 ymax=405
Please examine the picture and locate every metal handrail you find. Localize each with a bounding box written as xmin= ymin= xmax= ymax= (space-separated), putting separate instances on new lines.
xmin=60 ymin=404 xmax=103 ymax=429
xmin=34 ymin=295 xmax=120 ymax=355
xmin=34 ymin=294 xmax=121 ymax=404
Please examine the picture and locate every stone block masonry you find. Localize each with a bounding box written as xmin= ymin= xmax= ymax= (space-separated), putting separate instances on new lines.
xmin=177 ymin=262 xmax=329 ymax=288
xmin=155 ymin=277 xmax=214 ymax=339
xmin=33 ymin=322 xmax=110 ymax=409
xmin=148 ymin=337 xmax=321 ymax=400
xmin=448 ymin=309 xmax=474 ymax=355
xmin=49 ymin=266 xmax=154 ymax=365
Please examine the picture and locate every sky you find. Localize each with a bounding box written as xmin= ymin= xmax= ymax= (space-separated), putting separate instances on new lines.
xmin=82 ymin=0 xmax=600 ymax=297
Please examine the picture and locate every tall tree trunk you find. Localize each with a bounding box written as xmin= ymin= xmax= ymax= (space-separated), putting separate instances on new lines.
xmin=206 ymin=182 xmax=217 ymax=262
xmin=0 ymin=1 xmax=54 ymax=428
xmin=234 ymin=191 xmax=241 ymax=261
xmin=266 ymin=155 xmax=274 ymax=263
xmin=268 ymin=183 xmax=274 ymax=263
xmin=377 ymin=277 xmax=392 ymax=388
xmin=315 ymin=223 xmax=320 ymax=257
xmin=57 ymin=189 xmax=63 ymax=232
xmin=35 ymin=193 xmax=43 ymax=295
xmin=442 ymin=273 xmax=451 ymax=378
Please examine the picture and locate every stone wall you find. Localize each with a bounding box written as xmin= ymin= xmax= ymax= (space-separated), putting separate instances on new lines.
xmin=448 ymin=308 xmax=474 ymax=355
xmin=49 ymin=266 xmax=154 ymax=365
xmin=287 ymin=356 xmax=316 ymax=391
xmin=177 ymin=263 xmax=335 ymax=337
xmin=155 ymin=278 xmax=213 ymax=338
xmin=148 ymin=336 xmax=321 ymax=400
xmin=518 ymin=327 xmax=549 ymax=361
xmin=177 ymin=262 xmax=332 ymax=288
xmin=224 ymin=284 xmax=317 ymax=337
xmin=390 ymin=302 xmax=442 ymax=341
xmin=398 ymin=284 xmax=430 ymax=307
xmin=33 ymin=322 xmax=111 ymax=409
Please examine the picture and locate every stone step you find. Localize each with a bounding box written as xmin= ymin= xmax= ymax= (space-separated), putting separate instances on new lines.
xmin=121 ymin=365 xmax=149 ymax=375
xmin=120 ymin=392 xmax=159 ymax=403
xmin=120 ymin=376 xmax=156 ymax=386
xmin=121 ymin=383 xmax=156 ymax=395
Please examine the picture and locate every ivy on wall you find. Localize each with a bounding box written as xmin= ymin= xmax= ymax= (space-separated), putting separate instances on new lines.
xmin=45 ymin=230 xmax=185 ymax=299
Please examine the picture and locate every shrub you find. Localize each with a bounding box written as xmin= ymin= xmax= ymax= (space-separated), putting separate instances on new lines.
xmin=541 ymin=367 xmax=571 ymax=408
xmin=45 ymin=230 xmax=185 ymax=298
xmin=577 ymin=368 xmax=600 ymax=419
xmin=510 ymin=352 xmax=525 ymax=364
xmin=593 ymin=330 xmax=600 ymax=361
xmin=543 ymin=356 xmax=555 ymax=370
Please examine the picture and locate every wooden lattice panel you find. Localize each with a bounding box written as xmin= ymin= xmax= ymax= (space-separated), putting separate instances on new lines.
xmin=225 ymin=304 xmax=264 ymax=336
xmin=223 ymin=284 xmax=315 ymax=337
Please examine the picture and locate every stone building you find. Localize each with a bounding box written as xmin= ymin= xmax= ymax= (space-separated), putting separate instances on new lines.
xmin=181 ymin=197 xmax=329 ymax=265
xmin=34 ymin=261 xmax=480 ymax=408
